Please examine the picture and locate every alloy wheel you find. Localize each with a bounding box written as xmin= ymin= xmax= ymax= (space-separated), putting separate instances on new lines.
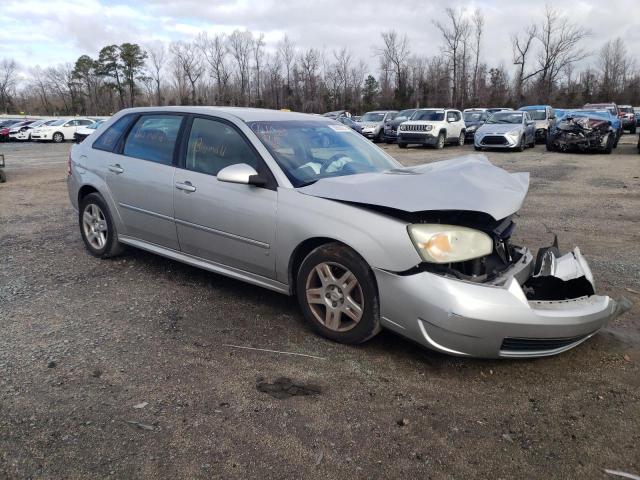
xmin=82 ymin=203 xmax=108 ymax=250
xmin=53 ymin=133 xmax=63 ymax=143
xmin=305 ymin=262 xmax=364 ymax=332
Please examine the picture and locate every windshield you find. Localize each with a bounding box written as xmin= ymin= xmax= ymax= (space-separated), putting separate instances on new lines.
xmin=526 ymin=109 xmax=547 ymax=120
xmin=360 ymin=112 xmax=385 ymax=123
xmin=413 ymin=110 xmax=445 ymax=121
xmin=619 ymin=107 xmax=633 ymax=113
xmin=464 ymin=112 xmax=485 ymax=122
xmin=248 ymin=120 xmax=400 ymax=187
xmin=486 ymin=112 xmax=524 ymax=124
xmin=48 ymin=119 xmax=66 ymax=126
xmin=87 ymin=120 xmax=104 ymax=130
xmin=396 ymin=109 xmax=416 ymax=120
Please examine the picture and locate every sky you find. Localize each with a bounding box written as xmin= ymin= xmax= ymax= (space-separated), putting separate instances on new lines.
xmin=2 ymin=0 xmax=639 ymax=76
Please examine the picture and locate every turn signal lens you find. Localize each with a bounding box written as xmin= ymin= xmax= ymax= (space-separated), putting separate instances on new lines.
xmin=408 ymin=224 xmax=493 ymax=264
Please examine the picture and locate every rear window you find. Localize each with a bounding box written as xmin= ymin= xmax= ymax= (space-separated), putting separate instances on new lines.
xmin=93 ymin=115 xmax=136 ymax=152
xmin=123 ymin=115 xmax=183 ymax=165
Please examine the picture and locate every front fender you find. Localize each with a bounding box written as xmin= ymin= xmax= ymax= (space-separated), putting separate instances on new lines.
xmin=274 ymin=188 xmax=421 ymax=284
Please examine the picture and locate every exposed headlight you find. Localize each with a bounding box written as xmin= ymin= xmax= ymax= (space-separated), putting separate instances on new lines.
xmin=467 ymin=125 xmax=477 ymax=132
xmin=424 ymin=125 xmax=433 ymax=131
xmin=407 ymin=224 xmax=493 ymax=264
xmin=506 ymin=129 xmax=521 ymax=138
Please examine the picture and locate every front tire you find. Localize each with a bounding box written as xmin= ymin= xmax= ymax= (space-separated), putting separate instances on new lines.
xmin=435 ymin=132 xmax=445 ymax=149
xmin=398 ymin=142 xmax=407 ymax=149
xmin=79 ymin=193 xmax=124 ymax=258
xmin=52 ymin=132 xmax=64 ymax=143
xmin=516 ymin=135 xmax=525 ymax=152
xmin=458 ymin=130 xmax=465 ymax=146
xmin=296 ymin=243 xmax=380 ymax=344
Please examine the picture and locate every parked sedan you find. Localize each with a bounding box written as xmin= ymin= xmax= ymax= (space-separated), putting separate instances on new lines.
xmin=383 ymin=108 xmax=417 ymax=144
xmin=67 ymin=107 xmax=628 ymax=358
xmin=336 ymin=116 xmax=362 ymax=135
xmin=5 ymin=120 xmax=37 ymax=141
xmin=31 ymin=118 xmax=95 ymax=143
xmin=462 ymin=110 xmax=488 ymax=142
xmin=475 ymin=111 xmax=536 ymax=151
xmin=74 ymin=119 xmax=106 ymax=143
xmin=9 ymin=119 xmax=56 ymax=141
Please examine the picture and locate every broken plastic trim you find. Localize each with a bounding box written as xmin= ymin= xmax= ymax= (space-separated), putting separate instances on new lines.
xmin=523 ymin=245 xmax=595 ymax=301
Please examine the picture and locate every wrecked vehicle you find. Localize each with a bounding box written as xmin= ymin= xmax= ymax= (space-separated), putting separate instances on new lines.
xmin=547 ymin=112 xmax=616 ymax=153
xmin=67 ymin=107 xmax=629 ymax=359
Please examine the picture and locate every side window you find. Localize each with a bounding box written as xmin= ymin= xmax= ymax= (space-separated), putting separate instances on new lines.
xmin=66 ymin=120 xmax=77 ymax=127
xmin=123 ymin=115 xmax=183 ymax=165
xmin=185 ymin=117 xmax=260 ymax=177
xmin=78 ymin=120 xmax=93 ymax=126
xmin=93 ymin=115 xmax=136 ymax=152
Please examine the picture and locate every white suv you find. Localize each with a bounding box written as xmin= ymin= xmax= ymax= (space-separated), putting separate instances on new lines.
xmin=31 ymin=118 xmax=95 ymax=143
xmin=397 ymin=109 xmax=466 ymax=149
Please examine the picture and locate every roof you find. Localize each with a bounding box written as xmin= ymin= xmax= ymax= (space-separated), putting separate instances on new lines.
xmin=113 ymin=106 xmax=332 ymax=123
xmin=518 ymin=105 xmax=551 ymax=110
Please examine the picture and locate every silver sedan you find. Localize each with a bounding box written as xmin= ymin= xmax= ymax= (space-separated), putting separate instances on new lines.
xmin=475 ymin=111 xmax=536 ymax=151
xmin=67 ymin=107 xmax=629 ymax=358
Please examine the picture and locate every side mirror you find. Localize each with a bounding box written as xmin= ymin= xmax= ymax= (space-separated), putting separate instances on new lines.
xmin=217 ymin=163 xmax=266 ymax=187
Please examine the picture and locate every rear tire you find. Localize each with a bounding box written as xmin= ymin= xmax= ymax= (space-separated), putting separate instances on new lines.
xmin=79 ymin=193 xmax=124 ymax=258
xmin=296 ymin=243 xmax=381 ymax=345
xmin=0 ymin=170 xmax=6 ymax=183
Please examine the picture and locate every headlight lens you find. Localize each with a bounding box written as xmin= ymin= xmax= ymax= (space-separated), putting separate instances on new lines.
xmin=425 ymin=125 xmax=433 ymax=131
xmin=407 ymin=224 xmax=493 ymax=264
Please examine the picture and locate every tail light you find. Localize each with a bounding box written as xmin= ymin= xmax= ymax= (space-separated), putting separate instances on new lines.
xmin=67 ymin=152 xmax=72 ymax=176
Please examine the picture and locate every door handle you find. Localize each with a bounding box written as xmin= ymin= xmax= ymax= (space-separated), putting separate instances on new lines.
xmin=175 ymin=181 xmax=196 ymax=193
xmin=108 ymin=164 xmax=124 ymax=174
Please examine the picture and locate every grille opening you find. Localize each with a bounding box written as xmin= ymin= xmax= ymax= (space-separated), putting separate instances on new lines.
xmin=482 ymin=135 xmax=508 ymax=145
xmin=501 ymin=334 xmax=592 ymax=352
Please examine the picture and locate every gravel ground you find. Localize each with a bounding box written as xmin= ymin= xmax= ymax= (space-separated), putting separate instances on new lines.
xmin=0 ymin=137 xmax=639 ymax=479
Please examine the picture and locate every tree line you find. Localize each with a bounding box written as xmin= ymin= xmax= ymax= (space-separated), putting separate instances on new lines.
xmin=1 ymin=6 xmax=638 ymax=116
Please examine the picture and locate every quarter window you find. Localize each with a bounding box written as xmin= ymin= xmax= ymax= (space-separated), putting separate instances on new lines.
xmin=185 ymin=118 xmax=260 ymax=176
xmin=123 ymin=115 xmax=183 ymax=165
xmin=93 ymin=115 xmax=136 ymax=152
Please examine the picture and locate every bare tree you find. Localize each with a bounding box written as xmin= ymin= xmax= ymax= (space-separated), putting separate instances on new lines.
xmin=598 ymin=38 xmax=631 ymax=99
xmin=376 ymin=30 xmax=411 ymax=105
xmin=147 ymin=42 xmax=166 ymax=106
xmin=433 ymin=8 xmax=470 ymax=108
xmin=170 ymin=41 xmax=204 ymax=105
xmin=0 ymin=58 xmax=18 ymax=113
xmin=471 ymin=9 xmax=485 ymax=102
xmin=252 ymin=33 xmax=265 ymax=105
xmin=535 ymin=6 xmax=590 ymax=98
xmin=227 ymin=30 xmax=253 ymax=106
xmin=197 ymin=33 xmax=230 ymax=105
xmin=512 ymin=24 xmax=538 ymax=102
xmin=278 ymin=35 xmax=296 ymax=100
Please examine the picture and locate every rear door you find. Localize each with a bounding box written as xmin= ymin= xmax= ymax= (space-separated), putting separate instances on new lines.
xmin=173 ymin=115 xmax=278 ymax=278
xmin=105 ymin=113 xmax=184 ymax=250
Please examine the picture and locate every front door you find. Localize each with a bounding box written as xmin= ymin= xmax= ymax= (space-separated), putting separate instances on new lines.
xmin=173 ymin=116 xmax=277 ymax=279
xmin=105 ymin=113 xmax=184 ymax=250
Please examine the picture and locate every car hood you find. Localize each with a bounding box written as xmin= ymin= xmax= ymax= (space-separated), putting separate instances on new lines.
xmin=477 ymin=123 xmax=522 ymax=134
xmin=298 ymin=155 xmax=529 ymax=221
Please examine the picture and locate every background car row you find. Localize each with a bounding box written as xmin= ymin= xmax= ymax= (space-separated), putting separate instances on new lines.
xmin=324 ymin=102 xmax=638 ymax=154
xmin=0 ymin=117 xmax=107 ymax=143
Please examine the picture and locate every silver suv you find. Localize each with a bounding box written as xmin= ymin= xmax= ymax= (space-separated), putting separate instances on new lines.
xmin=67 ymin=107 xmax=625 ymax=358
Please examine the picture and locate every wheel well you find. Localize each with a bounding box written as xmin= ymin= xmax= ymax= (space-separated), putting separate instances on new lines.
xmin=439 ymin=128 xmax=447 ymax=136
xmin=78 ymin=185 xmax=98 ymax=204
xmin=288 ymin=237 xmax=347 ymax=294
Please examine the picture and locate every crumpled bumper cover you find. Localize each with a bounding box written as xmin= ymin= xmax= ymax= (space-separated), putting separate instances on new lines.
xmin=374 ymin=246 xmax=631 ymax=359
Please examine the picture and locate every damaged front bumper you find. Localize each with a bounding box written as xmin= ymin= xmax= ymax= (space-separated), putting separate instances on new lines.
xmin=374 ymin=245 xmax=630 ymax=359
